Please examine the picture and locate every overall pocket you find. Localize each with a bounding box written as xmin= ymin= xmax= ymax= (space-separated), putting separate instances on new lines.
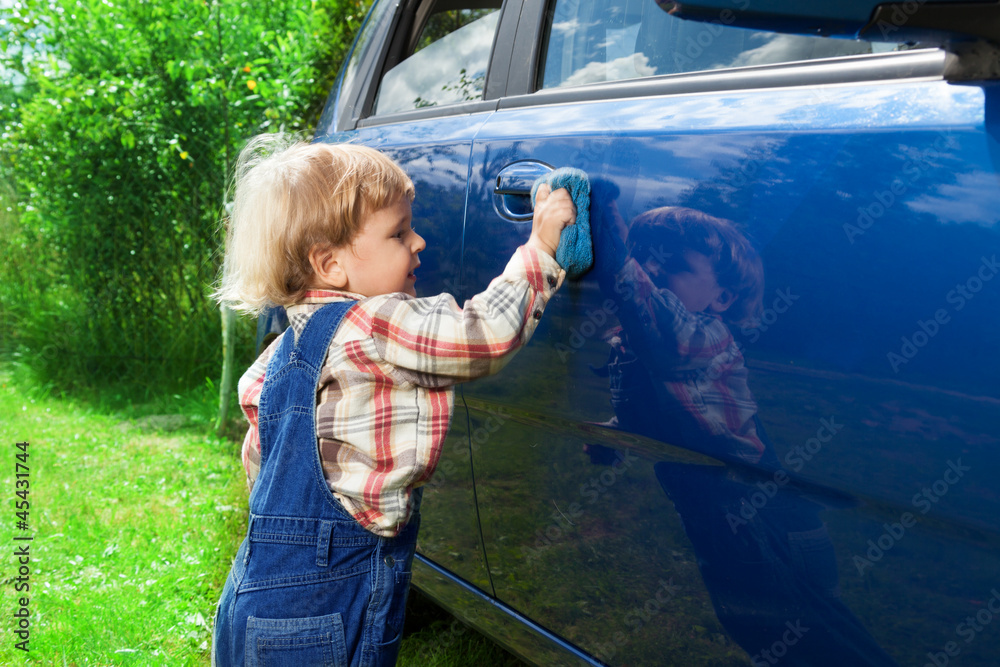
xmin=245 ymin=613 xmax=348 ymax=667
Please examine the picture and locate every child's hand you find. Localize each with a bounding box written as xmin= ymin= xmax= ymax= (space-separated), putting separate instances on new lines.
xmin=528 ymin=184 xmax=576 ymax=258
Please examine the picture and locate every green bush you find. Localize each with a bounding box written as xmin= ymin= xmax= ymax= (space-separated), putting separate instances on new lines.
xmin=0 ymin=0 xmax=367 ymax=397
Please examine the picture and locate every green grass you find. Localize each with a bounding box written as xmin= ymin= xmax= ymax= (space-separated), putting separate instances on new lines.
xmin=0 ymin=369 xmax=247 ymax=664
xmin=0 ymin=368 xmax=525 ymax=665
xmin=399 ymin=590 xmax=528 ymax=667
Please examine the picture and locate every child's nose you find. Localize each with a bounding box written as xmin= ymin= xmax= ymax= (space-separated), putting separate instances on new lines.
xmin=412 ymin=232 xmax=426 ymax=253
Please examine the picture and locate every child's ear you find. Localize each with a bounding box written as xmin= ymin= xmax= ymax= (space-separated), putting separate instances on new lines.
xmin=710 ymin=289 xmax=736 ymax=314
xmin=308 ymin=243 xmax=349 ymax=290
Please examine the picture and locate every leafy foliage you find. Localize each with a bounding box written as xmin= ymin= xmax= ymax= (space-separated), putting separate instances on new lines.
xmin=0 ymin=0 xmax=367 ymax=395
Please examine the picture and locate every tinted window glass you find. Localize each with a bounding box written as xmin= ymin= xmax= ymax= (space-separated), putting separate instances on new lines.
xmin=332 ymin=0 xmax=398 ymax=126
xmin=540 ymin=0 xmax=894 ymax=89
xmin=375 ymin=6 xmax=501 ymax=115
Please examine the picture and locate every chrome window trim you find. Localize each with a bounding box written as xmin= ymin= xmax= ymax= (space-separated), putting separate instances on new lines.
xmin=356 ymin=99 xmax=500 ymax=128
xmin=499 ymin=47 xmax=952 ymax=110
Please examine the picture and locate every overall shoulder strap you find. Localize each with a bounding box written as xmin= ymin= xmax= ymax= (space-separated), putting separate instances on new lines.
xmin=292 ymin=300 xmax=357 ymax=369
xmin=263 ymin=300 xmax=357 ymax=388
xmin=252 ymin=299 xmax=359 ymax=516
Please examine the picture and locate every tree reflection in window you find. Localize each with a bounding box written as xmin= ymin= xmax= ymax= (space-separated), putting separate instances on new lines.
xmin=414 ymin=68 xmax=486 ymax=108
xmin=417 ymin=9 xmax=496 ymax=52
xmin=375 ymin=9 xmax=499 ymax=116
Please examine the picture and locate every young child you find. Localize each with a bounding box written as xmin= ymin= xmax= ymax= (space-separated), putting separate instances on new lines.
xmin=599 ymin=205 xmax=767 ymax=465
xmin=211 ymin=136 xmax=575 ymax=667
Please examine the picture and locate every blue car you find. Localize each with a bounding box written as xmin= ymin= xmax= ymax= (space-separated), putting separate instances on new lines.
xmin=304 ymin=0 xmax=1000 ymax=664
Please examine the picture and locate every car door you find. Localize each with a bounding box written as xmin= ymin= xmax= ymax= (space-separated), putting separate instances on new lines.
xmin=461 ymin=0 xmax=1000 ymax=664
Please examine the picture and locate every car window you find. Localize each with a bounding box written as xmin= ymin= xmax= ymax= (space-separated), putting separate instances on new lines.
xmin=328 ymin=0 xmax=399 ymax=129
xmin=374 ymin=4 xmax=502 ymax=115
xmin=539 ymin=0 xmax=903 ymax=89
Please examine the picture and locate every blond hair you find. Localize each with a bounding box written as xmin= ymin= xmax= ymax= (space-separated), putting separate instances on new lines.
xmin=214 ymin=135 xmax=415 ymax=314
xmin=627 ymin=207 xmax=764 ymax=326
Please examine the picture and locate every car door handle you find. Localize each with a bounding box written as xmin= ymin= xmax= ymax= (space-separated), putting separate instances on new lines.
xmin=494 ymin=161 xmax=553 ymax=195
xmin=493 ymin=161 xmax=553 ymax=221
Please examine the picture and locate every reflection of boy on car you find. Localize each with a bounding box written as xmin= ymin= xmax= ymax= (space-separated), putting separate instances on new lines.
xmin=592 ymin=204 xmax=898 ymax=666
xmin=596 ymin=205 xmax=768 ymax=467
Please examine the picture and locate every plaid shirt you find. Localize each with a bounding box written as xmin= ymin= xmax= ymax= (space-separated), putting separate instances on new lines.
xmin=239 ymin=246 xmax=564 ymax=537
xmin=615 ymin=257 xmax=765 ymax=463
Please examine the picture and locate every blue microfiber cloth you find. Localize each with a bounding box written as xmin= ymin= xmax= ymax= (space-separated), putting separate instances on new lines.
xmin=531 ymin=167 xmax=592 ymax=280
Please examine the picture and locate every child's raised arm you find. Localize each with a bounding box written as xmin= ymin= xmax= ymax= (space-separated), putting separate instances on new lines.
xmin=355 ymin=188 xmax=577 ymax=387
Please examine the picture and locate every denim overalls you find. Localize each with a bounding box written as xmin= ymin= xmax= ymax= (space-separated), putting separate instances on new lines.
xmin=213 ymin=301 xmax=420 ymax=667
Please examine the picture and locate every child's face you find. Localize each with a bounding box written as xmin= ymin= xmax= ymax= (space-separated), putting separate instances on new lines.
xmin=340 ymin=196 xmax=425 ymax=297
xmin=646 ymin=249 xmax=733 ymax=314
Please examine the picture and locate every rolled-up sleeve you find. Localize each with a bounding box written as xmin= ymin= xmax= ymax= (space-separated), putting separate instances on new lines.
xmin=369 ymin=245 xmax=565 ymax=387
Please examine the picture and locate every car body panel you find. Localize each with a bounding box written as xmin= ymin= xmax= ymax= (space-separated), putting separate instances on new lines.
xmin=314 ymin=0 xmax=1000 ymax=662
xmin=460 ymin=74 xmax=1000 ymax=665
